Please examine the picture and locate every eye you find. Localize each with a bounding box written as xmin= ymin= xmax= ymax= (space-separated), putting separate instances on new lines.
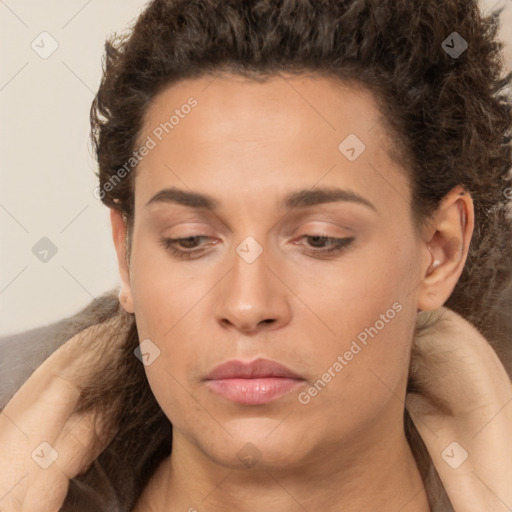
xmin=159 ymin=235 xmax=216 ymax=259
xmin=296 ymin=235 xmax=355 ymax=256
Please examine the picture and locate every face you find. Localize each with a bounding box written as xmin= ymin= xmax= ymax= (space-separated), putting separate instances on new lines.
xmin=115 ymin=73 xmax=432 ymax=471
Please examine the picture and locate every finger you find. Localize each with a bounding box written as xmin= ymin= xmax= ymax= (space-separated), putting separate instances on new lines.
xmin=54 ymin=409 xmax=111 ymax=478
xmin=20 ymin=468 xmax=69 ymax=512
xmin=2 ymin=374 xmax=81 ymax=446
xmin=0 ymin=472 xmax=24 ymax=512
xmin=0 ymin=405 xmax=71 ymax=512
xmin=0 ymin=375 xmax=84 ymax=509
xmin=20 ymin=410 xmax=112 ymax=512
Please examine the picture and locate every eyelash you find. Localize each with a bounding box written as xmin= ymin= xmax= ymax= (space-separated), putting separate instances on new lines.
xmin=159 ymin=234 xmax=355 ymax=260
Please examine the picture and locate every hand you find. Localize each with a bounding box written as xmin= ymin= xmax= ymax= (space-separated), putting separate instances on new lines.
xmin=406 ymin=307 xmax=512 ymax=511
xmin=0 ymin=315 xmax=128 ymax=512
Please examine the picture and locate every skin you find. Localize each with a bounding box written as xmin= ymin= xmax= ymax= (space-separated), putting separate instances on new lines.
xmin=0 ymin=318 xmax=128 ymax=512
xmin=408 ymin=307 xmax=512 ymax=511
xmin=110 ymin=73 xmax=473 ymax=512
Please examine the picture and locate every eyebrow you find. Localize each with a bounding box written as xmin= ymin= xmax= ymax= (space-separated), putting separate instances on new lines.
xmin=145 ymin=186 xmax=377 ymax=212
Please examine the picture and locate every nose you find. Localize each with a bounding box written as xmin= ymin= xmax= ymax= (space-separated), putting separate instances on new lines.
xmin=214 ymin=243 xmax=292 ymax=334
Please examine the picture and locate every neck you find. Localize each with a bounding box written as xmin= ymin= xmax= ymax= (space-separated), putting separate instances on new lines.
xmin=134 ymin=421 xmax=431 ymax=512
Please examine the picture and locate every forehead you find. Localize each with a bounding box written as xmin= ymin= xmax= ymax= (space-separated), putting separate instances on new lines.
xmin=143 ymin=72 xmax=386 ymax=144
xmin=134 ymin=72 xmax=410 ymax=214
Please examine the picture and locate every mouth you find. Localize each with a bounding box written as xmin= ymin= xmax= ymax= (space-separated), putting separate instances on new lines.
xmin=204 ymin=358 xmax=306 ymax=405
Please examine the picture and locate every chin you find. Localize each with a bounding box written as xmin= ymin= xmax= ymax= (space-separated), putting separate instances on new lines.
xmin=194 ymin=421 xmax=312 ymax=471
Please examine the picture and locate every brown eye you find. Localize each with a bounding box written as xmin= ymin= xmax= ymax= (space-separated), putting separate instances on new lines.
xmin=159 ymin=235 xmax=215 ymax=259
xmin=298 ymin=235 xmax=355 ymax=255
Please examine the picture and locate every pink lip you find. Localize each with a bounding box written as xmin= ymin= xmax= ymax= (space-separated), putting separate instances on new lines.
xmin=204 ymin=358 xmax=305 ymax=405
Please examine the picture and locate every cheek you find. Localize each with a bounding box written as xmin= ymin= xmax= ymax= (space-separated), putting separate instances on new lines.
xmin=300 ymin=302 xmax=417 ymax=445
xmin=290 ymin=232 xmax=420 ymax=350
xmin=292 ymin=238 xmax=420 ymax=412
xmin=129 ymin=247 xmax=211 ymax=428
xmin=127 ymin=236 xmax=221 ymax=422
xmin=128 ymin=233 xmax=210 ymax=339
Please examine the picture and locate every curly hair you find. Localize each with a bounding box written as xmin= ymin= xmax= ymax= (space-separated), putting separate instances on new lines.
xmin=61 ymin=0 xmax=512 ymax=510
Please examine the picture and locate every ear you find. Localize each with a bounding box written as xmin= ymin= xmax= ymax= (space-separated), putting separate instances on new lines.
xmin=417 ymin=185 xmax=474 ymax=311
xmin=110 ymin=209 xmax=135 ymax=314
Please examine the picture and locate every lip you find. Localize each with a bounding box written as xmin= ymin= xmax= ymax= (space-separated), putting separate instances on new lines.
xmin=205 ymin=358 xmax=303 ymax=380
xmin=204 ymin=358 xmax=305 ymax=405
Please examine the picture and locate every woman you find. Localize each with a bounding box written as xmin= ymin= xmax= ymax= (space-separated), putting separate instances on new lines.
xmin=1 ymin=0 xmax=511 ymax=510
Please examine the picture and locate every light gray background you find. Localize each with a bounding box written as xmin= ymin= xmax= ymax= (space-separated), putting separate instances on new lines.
xmin=1 ymin=0 xmax=511 ymax=336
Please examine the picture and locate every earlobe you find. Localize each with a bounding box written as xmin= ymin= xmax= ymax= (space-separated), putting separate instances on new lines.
xmin=110 ymin=208 xmax=135 ymax=314
xmin=417 ymin=187 xmax=474 ymax=311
